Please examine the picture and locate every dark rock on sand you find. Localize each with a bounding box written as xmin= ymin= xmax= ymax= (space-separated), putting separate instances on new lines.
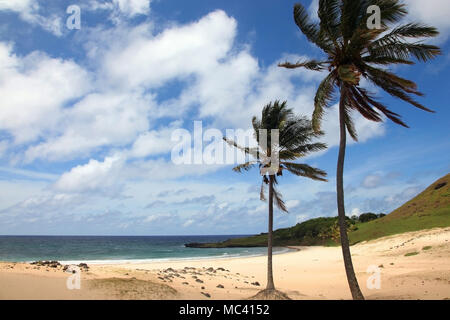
xmin=31 ymin=260 xmax=61 ymax=268
xmin=78 ymin=263 xmax=89 ymax=270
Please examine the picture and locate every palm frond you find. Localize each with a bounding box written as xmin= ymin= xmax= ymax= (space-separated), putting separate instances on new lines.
xmin=293 ymin=3 xmax=332 ymax=52
xmin=372 ymin=23 xmax=439 ymax=48
xmin=342 ymin=102 xmax=358 ymax=141
xmin=313 ymin=72 xmax=336 ymax=132
xmin=232 ymin=161 xmax=257 ymax=173
xmin=318 ymin=0 xmax=342 ymax=46
xmin=272 ymin=186 xmax=288 ymax=212
xmin=356 ymin=87 xmax=409 ymax=127
xmin=365 ymin=68 xmax=434 ymax=112
xmin=368 ymin=41 xmax=441 ymax=63
xmin=374 ymin=0 xmax=408 ymax=25
xmin=260 ymin=179 xmax=266 ymax=201
xmin=280 ymin=142 xmax=328 ymax=159
xmin=362 ymin=55 xmax=414 ymax=65
xmin=340 ymin=0 xmax=366 ymax=41
xmin=278 ymin=59 xmax=327 ymax=71
xmin=282 ymin=162 xmax=327 ymax=181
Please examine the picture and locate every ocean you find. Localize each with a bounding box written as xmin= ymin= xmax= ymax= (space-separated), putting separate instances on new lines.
xmin=0 ymin=235 xmax=288 ymax=264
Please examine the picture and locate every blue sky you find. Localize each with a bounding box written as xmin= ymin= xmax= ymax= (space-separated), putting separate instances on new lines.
xmin=0 ymin=0 xmax=449 ymax=235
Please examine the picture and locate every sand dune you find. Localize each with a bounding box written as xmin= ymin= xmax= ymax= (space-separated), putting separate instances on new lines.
xmin=0 ymin=227 xmax=449 ymax=300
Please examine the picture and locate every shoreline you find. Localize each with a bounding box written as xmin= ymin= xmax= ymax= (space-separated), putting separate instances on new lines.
xmin=1 ymin=227 xmax=449 ymax=300
xmin=0 ymin=246 xmax=299 ymax=266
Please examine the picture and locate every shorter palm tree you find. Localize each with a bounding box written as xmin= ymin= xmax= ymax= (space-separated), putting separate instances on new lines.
xmin=225 ymin=100 xmax=327 ymax=297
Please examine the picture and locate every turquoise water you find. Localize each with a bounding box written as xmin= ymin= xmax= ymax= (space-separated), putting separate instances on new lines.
xmin=0 ymin=235 xmax=288 ymax=264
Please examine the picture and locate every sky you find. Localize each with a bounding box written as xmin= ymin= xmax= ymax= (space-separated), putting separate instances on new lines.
xmin=0 ymin=0 xmax=449 ymax=235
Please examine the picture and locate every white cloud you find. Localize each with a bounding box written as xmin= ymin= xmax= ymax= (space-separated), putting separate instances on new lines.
xmin=0 ymin=43 xmax=90 ymax=145
xmin=24 ymin=90 xmax=155 ymax=162
xmin=145 ymin=213 xmax=174 ymax=223
xmin=88 ymin=0 xmax=151 ymax=18
xmin=101 ymin=10 xmax=237 ymax=89
xmin=0 ymin=0 xmax=37 ymax=12
xmin=0 ymin=0 xmax=63 ymax=36
xmin=296 ymin=214 xmax=308 ymax=223
xmin=53 ymin=154 xmax=124 ymax=197
xmin=183 ymin=219 xmax=194 ymax=227
xmin=128 ymin=121 xmax=182 ymax=158
xmin=362 ymin=174 xmax=383 ymax=189
xmin=286 ymin=199 xmax=300 ymax=209
xmin=350 ymin=208 xmax=361 ymax=217
xmin=113 ymin=0 xmax=150 ymax=17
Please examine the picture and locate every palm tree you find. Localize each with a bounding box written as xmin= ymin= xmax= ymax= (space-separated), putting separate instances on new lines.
xmin=279 ymin=0 xmax=441 ymax=299
xmin=225 ymin=100 xmax=327 ymax=296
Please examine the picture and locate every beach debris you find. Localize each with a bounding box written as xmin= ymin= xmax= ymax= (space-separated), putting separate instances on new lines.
xmin=251 ymin=281 xmax=261 ymax=286
xmin=217 ymin=267 xmax=226 ymax=271
xmin=378 ymin=264 xmax=384 ymax=268
xmin=201 ymin=286 xmax=205 ymax=289
xmin=216 ymin=284 xmax=224 ymax=288
xmin=206 ymin=267 xmax=214 ymax=272
xmin=182 ymin=282 xmax=189 ymax=285
xmin=195 ymin=279 xmax=204 ymax=283
xmin=201 ymin=292 xmax=211 ymax=298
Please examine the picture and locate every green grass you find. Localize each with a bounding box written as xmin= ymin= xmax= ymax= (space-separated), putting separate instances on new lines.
xmin=186 ymin=217 xmax=346 ymax=248
xmin=422 ymin=246 xmax=432 ymax=251
xmin=404 ymin=252 xmax=419 ymax=257
xmin=348 ymin=207 xmax=450 ymax=244
xmin=348 ymin=174 xmax=450 ymax=244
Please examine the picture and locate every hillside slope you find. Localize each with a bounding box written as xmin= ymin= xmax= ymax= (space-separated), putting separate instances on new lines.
xmin=349 ymin=173 xmax=450 ymax=244
xmin=185 ymin=217 xmax=345 ymax=248
xmin=186 ymin=173 xmax=450 ymax=248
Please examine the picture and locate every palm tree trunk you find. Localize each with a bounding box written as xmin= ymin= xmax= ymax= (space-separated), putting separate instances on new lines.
xmin=337 ymin=88 xmax=365 ymax=300
xmin=266 ymin=175 xmax=275 ymax=290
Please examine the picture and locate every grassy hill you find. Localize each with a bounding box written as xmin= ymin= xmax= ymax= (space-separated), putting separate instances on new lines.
xmin=349 ymin=173 xmax=450 ymax=244
xmin=186 ymin=173 xmax=450 ymax=248
xmin=186 ymin=217 xmax=346 ymax=248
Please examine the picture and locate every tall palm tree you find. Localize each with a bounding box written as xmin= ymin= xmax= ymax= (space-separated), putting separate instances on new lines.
xmin=279 ymin=0 xmax=441 ymax=299
xmin=225 ymin=101 xmax=327 ymax=295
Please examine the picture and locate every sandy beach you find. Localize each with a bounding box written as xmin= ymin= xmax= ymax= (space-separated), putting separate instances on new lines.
xmin=1 ymin=227 xmax=449 ymax=300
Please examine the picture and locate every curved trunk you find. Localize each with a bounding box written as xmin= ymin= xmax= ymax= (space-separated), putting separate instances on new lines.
xmin=337 ymin=88 xmax=365 ymax=300
xmin=266 ymin=175 xmax=275 ymax=290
